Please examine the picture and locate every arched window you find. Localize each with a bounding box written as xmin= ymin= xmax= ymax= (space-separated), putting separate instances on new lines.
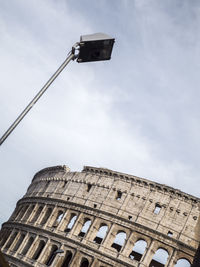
xmin=40 ymin=207 xmax=52 ymax=225
xmin=5 ymin=232 xmax=17 ymax=250
xmin=21 ymin=236 xmax=34 ymax=255
xmin=175 ymin=258 xmax=191 ymax=267
xmin=23 ymin=205 xmax=35 ymax=222
xmin=78 ymin=219 xmax=92 ymax=237
xmin=45 ymin=245 xmax=58 ymax=266
xmin=80 ymin=257 xmax=89 ymax=267
xmin=93 ymin=224 xmax=108 ymax=244
xmin=18 ymin=205 xmax=28 ymax=220
xmin=129 ymin=239 xmax=147 ymax=261
xmin=149 ymin=248 xmax=169 ymax=267
xmin=0 ymin=230 xmax=11 ymax=247
xmin=32 ymin=240 xmax=46 ymax=260
xmin=13 ymin=233 xmax=25 ymax=252
xmin=12 ymin=206 xmax=23 ymax=221
xmin=30 ymin=206 xmax=43 ymax=223
xmin=53 ymin=210 xmax=64 ymax=227
xmin=61 ymin=251 xmax=73 ymax=267
xmin=111 ymin=231 xmax=126 ymax=252
xmin=65 ymin=214 xmax=77 ymax=232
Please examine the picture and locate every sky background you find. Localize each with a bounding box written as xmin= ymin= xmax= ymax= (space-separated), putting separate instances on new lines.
xmin=0 ymin=0 xmax=200 ymax=226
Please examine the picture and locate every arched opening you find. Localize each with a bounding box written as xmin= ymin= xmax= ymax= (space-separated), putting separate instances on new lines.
xmin=21 ymin=236 xmax=34 ymax=255
xmin=32 ymin=240 xmax=46 ymax=260
xmin=40 ymin=207 xmax=52 ymax=225
xmin=111 ymin=231 xmax=126 ymax=252
xmin=149 ymin=248 xmax=169 ymax=267
xmin=78 ymin=219 xmax=92 ymax=237
xmin=175 ymin=258 xmax=191 ymax=267
xmin=19 ymin=206 xmax=28 ymax=220
xmin=5 ymin=232 xmax=17 ymax=249
xmin=13 ymin=233 xmax=25 ymax=252
xmin=23 ymin=205 xmax=35 ymax=222
xmin=53 ymin=210 xmax=64 ymax=227
xmin=129 ymin=239 xmax=147 ymax=261
xmin=14 ymin=206 xmax=23 ymax=220
xmin=30 ymin=206 xmax=43 ymax=223
xmin=65 ymin=214 xmax=77 ymax=232
xmin=0 ymin=230 xmax=11 ymax=247
xmin=80 ymin=257 xmax=89 ymax=267
xmin=45 ymin=245 xmax=58 ymax=266
xmin=93 ymin=224 xmax=108 ymax=244
xmin=61 ymin=251 xmax=73 ymax=267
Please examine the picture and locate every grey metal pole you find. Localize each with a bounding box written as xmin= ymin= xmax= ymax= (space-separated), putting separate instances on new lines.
xmin=0 ymin=52 xmax=76 ymax=146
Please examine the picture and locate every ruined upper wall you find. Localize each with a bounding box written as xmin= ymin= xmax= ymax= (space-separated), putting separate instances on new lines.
xmin=26 ymin=165 xmax=200 ymax=250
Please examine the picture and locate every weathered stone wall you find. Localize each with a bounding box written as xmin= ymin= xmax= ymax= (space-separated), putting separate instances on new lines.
xmin=0 ymin=165 xmax=199 ymax=267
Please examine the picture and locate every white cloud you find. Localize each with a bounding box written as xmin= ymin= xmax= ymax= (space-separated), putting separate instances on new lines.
xmin=0 ymin=0 xmax=200 ymax=225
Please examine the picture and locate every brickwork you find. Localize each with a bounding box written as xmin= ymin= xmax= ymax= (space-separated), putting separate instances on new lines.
xmin=0 ymin=165 xmax=199 ymax=267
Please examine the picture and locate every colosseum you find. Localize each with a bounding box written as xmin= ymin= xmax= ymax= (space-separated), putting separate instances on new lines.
xmin=0 ymin=165 xmax=199 ymax=267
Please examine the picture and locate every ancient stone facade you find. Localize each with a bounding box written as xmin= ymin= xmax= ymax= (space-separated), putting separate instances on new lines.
xmin=0 ymin=165 xmax=199 ymax=267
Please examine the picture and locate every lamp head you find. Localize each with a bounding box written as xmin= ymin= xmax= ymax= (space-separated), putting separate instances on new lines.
xmin=77 ymin=33 xmax=115 ymax=63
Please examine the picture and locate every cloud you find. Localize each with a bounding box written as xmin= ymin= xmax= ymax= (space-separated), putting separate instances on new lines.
xmin=0 ymin=0 xmax=200 ymax=226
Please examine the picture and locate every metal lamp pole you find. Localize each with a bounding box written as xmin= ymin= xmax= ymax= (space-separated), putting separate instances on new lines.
xmin=0 ymin=48 xmax=77 ymax=146
xmin=0 ymin=33 xmax=115 ymax=146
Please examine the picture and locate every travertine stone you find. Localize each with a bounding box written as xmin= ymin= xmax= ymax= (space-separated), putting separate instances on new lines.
xmin=0 ymin=165 xmax=199 ymax=267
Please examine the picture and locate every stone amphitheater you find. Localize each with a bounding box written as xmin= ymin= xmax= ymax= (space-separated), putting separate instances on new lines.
xmin=0 ymin=165 xmax=199 ymax=267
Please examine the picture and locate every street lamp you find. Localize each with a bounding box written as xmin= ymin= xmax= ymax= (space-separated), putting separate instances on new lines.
xmin=0 ymin=33 xmax=115 ymax=146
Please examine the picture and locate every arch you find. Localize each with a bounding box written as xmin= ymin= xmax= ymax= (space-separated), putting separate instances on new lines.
xmin=149 ymin=248 xmax=169 ymax=267
xmin=65 ymin=214 xmax=77 ymax=232
xmin=0 ymin=230 xmax=11 ymax=247
xmin=80 ymin=257 xmax=89 ymax=267
xmin=18 ymin=205 xmax=28 ymax=220
xmin=30 ymin=206 xmax=43 ymax=223
xmin=45 ymin=244 xmax=58 ymax=266
xmin=23 ymin=204 xmax=35 ymax=222
xmin=111 ymin=231 xmax=126 ymax=252
xmin=129 ymin=239 xmax=147 ymax=261
xmin=5 ymin=232 xmax=17 ymax=249
xmin=13 ymin=206 xmax=23 ymax=220
xmin=32 ymin=240 xmax=46 ymax=260
xmin=13 ymin=233 xmax=25 ymax=252
xmin=93 ymin=224 xmax=108 ymax=244
xmin=21 ymin=236 xmax=34 ymax=255
xmin=61 ymin=250 xmax=73 ymax=267
xmin=175 ymin=258 xmax=191 ymax=267
xmin=53 ymin=210 xmax=64 ymax=227
xmin=78 ymin=218 xmax=92 ymax=237
xmin=40 ymin=207 xmax=53 ymax=225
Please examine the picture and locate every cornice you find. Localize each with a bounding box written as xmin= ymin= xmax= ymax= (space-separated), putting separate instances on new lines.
xmin=32 ymin=165 xmax=70 ymax=182
xmin=83 ymin=166 xmax=200 ymax=204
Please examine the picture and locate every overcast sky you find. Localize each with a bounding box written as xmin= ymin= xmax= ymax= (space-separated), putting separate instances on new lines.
xmin=0 ymin=0 xmax=200 ymax=226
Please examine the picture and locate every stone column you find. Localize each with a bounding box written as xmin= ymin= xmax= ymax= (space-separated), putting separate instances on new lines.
xmin=16 ymin=233 xmax=29 ymax=255
xmin=69 ymin=250 xmax=82 ymax=266
xmin=121 ymin=232 xmax=138 ymax=257
xmin=57 ymin=209 xmax=70 ymax=232
xmin=139 ymin=239 xmax=157 ymax=266
xmin=1 ymin=229 xmax=15 ymax=251
xmin=85 ymin=217 xmax=100 ymax=242
xmin=26 ymin=235 xmax=40 ymax=259
xmin=166 ymin=249 xmax=178 ymax=267
xmin=100 ymin=224 xmax=115 ymax=248
xmin=36 ymin=239 xmax=51 ymax=264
